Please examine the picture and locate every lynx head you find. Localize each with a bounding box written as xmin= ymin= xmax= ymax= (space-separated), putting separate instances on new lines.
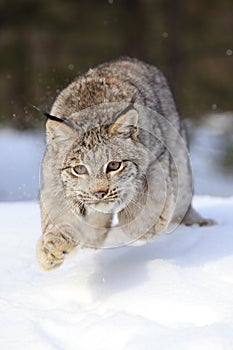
xmin=46 ymin=105 xmax=149 ymax=214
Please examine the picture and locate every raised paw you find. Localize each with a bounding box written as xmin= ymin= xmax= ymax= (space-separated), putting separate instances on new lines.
xmin=36 ymin=232 xmax=78 ymax=271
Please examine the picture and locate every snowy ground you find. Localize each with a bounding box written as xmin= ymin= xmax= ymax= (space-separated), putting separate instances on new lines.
xmin=0 ymin=128 xmax=44 ymax=201
xmin=1 ymin=196 xmax=233 ymax=349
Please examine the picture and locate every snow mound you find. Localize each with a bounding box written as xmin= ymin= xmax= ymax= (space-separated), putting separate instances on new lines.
xmin=0 ymin=196 xmax=233 ymax=349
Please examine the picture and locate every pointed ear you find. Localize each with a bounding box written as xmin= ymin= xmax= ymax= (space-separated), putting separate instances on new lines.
xmin=109 ymin=108 xmax=138 ymax=140
xmin=46 ymin=114 xmax=77 ymax=150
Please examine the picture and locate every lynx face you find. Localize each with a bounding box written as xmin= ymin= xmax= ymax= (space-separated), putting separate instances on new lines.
xmin=48 ymin=107 xmax=149 ymax=214
xmin=62 ymin=142 xmax=143 ymax=213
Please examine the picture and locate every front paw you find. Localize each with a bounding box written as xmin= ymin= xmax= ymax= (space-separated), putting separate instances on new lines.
xmin=36 ymin=232 xmax=78 ymax=271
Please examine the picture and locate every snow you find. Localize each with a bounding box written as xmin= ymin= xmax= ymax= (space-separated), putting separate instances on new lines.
xmin=1 ymin=196 xmax=233 ymax=349
xmin=189 ymin=118 xmax=233 ymax=197
xmin=0 ymin=128 xmax=44 ymax=201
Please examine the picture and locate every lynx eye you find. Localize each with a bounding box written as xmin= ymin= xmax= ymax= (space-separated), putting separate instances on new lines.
xmin=72 ymin=164 xmax=88 ymax=176
xmin=106 ymin=161 xmax=122 ymax=172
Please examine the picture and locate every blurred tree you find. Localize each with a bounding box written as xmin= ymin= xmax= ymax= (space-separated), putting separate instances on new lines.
xmin=120 ymin=0 xmax=147 ymax=58
xmin=0 ymin=0 xmax=232 ymax=129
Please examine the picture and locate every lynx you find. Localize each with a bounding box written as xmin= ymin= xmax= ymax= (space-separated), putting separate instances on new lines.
xmin=37 ymin=57 xmax=211 ymax=270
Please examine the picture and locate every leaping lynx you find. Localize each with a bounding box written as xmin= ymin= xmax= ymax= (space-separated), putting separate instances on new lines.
xmin=37 ymin=57 xmax=212 ymax=270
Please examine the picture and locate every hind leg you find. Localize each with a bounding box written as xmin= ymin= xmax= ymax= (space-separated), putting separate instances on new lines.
xmin=182 ymin=206 xmax=216 ymax=226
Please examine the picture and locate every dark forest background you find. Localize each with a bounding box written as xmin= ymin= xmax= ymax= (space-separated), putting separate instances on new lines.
xmin=0 ymin=0 xmax=232 ymax=129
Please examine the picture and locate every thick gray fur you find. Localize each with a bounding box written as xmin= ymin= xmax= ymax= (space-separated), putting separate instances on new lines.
xmin=37 ymin=57 xmax=212 ymax=270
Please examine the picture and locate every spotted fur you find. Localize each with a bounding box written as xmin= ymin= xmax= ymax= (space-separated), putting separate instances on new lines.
xmin=37 ymin=57 xmax=209 ymax=271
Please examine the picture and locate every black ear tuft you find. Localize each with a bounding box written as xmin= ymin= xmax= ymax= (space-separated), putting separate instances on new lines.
xmin=44 ymin=112 xmax=66 ymax=124
xmin=44 ymin=112 xmax=75 ymax=130
xmin=29 ymin=103 xmax=68 ymax=126
xmin=109 ymin=106 xmax=138 ymax=140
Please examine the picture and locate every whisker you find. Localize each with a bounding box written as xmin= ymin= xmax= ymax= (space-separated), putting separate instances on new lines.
xmin=107 ymin=193 xmax=118 ymax=199
xmin=104 ymin=198 xmax=117 ymax=202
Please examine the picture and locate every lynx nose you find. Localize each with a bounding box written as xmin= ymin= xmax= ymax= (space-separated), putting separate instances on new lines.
xmin=93 ymin=190 xmax=108 ymax=200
